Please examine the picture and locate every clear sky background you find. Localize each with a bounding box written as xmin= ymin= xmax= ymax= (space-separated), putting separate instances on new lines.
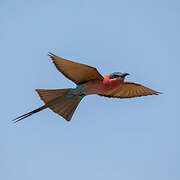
xmin=1 ymin=0 xmax=180 ymax=179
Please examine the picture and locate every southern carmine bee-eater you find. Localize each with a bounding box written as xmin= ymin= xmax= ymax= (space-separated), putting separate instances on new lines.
xmin=13 ymin=53 xmax=161 ymax=123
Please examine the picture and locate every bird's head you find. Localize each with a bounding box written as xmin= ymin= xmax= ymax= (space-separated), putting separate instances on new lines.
xmin=110 ymin=72 xmax=129 ymax=79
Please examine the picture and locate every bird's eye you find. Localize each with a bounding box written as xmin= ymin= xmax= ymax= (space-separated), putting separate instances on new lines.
xmin=113 ymin=75 xmax=119 ymax=78
xmin=110 ymin=74 xmax=119 ymax=79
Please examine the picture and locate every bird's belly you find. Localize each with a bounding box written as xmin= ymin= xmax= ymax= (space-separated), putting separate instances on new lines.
xmin=83 ymin=81 xmax=103 ymax=95
xmin=83 ymin=80 xmax=120 ymax=95
xmin=83 ymin=85 xmax=102 ymax=94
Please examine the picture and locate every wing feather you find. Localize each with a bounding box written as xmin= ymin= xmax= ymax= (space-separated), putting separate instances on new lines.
xmin=99 ymin=82 xmax=161 ymax=98
xmin=48 ymin=53 xmax=104 ymax=85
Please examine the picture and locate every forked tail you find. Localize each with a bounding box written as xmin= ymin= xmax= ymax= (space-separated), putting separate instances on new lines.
xmin=13 ymin=88 xmax=84 ymax=123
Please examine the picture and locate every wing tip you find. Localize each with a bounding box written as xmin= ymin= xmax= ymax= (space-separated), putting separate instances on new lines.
xmin=155 ymin=91 xmax=163 ymax=95
xmin=48 ymin=52 xmax=56 ymax=58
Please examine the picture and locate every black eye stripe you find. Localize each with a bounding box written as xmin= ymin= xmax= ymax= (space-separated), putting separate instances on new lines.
xmin=110 ymin=74 xmax=119 ymax=79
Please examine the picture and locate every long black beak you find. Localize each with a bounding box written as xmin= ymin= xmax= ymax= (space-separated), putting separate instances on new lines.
xmin=121 ymin=73 xmax=130 ymax=78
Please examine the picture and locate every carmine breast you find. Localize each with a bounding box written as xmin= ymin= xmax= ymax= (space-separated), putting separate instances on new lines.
xmin=83 ymin=77 xmax=124 ymax=95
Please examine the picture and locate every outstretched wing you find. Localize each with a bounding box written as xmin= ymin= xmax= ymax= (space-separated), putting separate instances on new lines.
xmin=99 ymin=82 xmax=161 ymax=98
xmin=49 ymin=53 xmax=104 ymax=85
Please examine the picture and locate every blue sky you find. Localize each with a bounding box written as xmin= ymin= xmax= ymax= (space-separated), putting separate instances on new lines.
xmin=1 ymin=0 xmax=180 ymax=179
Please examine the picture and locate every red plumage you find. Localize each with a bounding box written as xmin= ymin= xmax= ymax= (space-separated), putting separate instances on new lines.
xmin=13 ymin=53 xmax=161 ymax=122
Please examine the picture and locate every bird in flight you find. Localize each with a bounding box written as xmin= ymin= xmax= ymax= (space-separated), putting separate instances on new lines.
xmin=13 ymin=53 xmax=161 ymax=123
